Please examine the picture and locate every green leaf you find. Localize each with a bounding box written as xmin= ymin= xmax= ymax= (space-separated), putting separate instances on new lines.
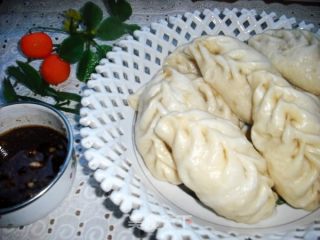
xmin=45 ymin=87 xmax=81 ymax=102
xmin=96 ymin=17 xmax=122 ymax=40
xmin=59 ymin=35 xmax=85 ymax=63
xmin=55 ymin=91 xmax=81 ymax=102
xmin=16 ymin=61 xmax=45 ymax=93
xmin=96 ymin=17 xmax=139 ymax=41
xmin=2 ymin=79 xmax=46 ymax=104
xmin=80 ymin=2 xmax=103 ymax=31
xmin=77 ymin=49 xmax=99 ymax=82
xmin=6 ymin=62 xmax=81 ymax=103
xmin=2 ymin=78 xmax=18 ymax=102
xmin=96 ymin=44 xmax=112 ymax=59
xmin=7 ymin=62 xmax=47 ymax=95
xmin=6 ymin=66 xmax=27 ymax=85
xmin=108 ymin=0 xmax=132 ymax=22
xmin=123 ymin=22 xmax=140 ymax=34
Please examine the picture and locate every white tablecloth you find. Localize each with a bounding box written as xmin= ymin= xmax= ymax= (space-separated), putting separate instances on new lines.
xmin=0 ymin=1 xmax=319 ymax=239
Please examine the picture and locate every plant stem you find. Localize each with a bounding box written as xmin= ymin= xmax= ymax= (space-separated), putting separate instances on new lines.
xmin=91 ymin=39 xmax=99 ymax=48
xmin=29 ymin=27 xmax=68 ymax=34
xmin=17 ymin=95 xmax=79 ymax=114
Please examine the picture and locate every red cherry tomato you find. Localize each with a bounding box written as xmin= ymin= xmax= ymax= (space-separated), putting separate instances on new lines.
xmin=20 ymin=32 xmax=53 ymax=59
xmin=40 ymin=54 xmax=71 ymax=85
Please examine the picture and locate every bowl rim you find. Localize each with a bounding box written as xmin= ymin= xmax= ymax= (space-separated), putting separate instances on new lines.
xmin=0 ymin=101 xmax=74 ymax=214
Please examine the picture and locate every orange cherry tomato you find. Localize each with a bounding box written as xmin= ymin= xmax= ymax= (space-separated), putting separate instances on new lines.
xmin=40 ymin=54 xmax=71 ymax=85
xmin=20 ymin=32 xmax=53 ymax=59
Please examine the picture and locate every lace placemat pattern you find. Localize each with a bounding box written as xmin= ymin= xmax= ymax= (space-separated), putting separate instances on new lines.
xmin=0 ymin=1 xmax=319 ymax=240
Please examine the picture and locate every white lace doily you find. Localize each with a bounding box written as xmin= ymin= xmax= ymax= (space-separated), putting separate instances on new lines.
xmin=80 ymin=7 xmax=320 ymax=240
xmin=0 ymin=1 xmax=320 ymax=240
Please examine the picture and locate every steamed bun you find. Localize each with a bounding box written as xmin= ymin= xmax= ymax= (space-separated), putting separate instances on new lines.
xmin=164 ymin=44 xmax=201 ymax=79
xmin=164 ymin=43 xmax=241 ymax=126
xmin=186 ymin=35 xmax=277 ymax=123
xmin=248 ymin=70 xmax=320 ymax=210
xmin=249 ymin=29 xmax=320 ymax=95
xmin=155 ymin=110 xmax=277 ymax=223
xmin=129 ymin=67 xmax=239 ymax=184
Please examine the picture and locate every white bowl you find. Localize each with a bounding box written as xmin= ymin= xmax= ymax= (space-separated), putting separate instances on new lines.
xmin=0 ymin=102 xmax=76 ymax=227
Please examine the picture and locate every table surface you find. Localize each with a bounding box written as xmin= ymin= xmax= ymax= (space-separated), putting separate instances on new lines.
xmin=0 ymin=1 xmax=319 ymax=240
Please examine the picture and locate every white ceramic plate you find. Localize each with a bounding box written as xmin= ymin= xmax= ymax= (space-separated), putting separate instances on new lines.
xmin=80 ymin=8 xmax=320 ymax=239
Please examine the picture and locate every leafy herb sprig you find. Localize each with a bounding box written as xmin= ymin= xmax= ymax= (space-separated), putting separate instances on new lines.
xmin=60 ymin=0 xmax=139 ymax=82
xmin=4 ymin=62 xmax=81 ymax=114
xmin=2 ymin=0 xmax=140 ymax=114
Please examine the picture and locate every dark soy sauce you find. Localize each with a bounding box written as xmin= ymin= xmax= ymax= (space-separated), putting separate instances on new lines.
xmin=0 ymin=125 xmax=68 ymax=209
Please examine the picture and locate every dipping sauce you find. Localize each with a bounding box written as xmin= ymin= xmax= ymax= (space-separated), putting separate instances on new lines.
xmin=0 ymin=125 xmax=68 ymax=209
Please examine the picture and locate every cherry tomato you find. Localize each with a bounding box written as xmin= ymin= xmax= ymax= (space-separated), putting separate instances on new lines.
xmin=40 ymin=54 xmax=71 ymax=85
xmin=20 ymin=32 xmax=53 ymax=59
